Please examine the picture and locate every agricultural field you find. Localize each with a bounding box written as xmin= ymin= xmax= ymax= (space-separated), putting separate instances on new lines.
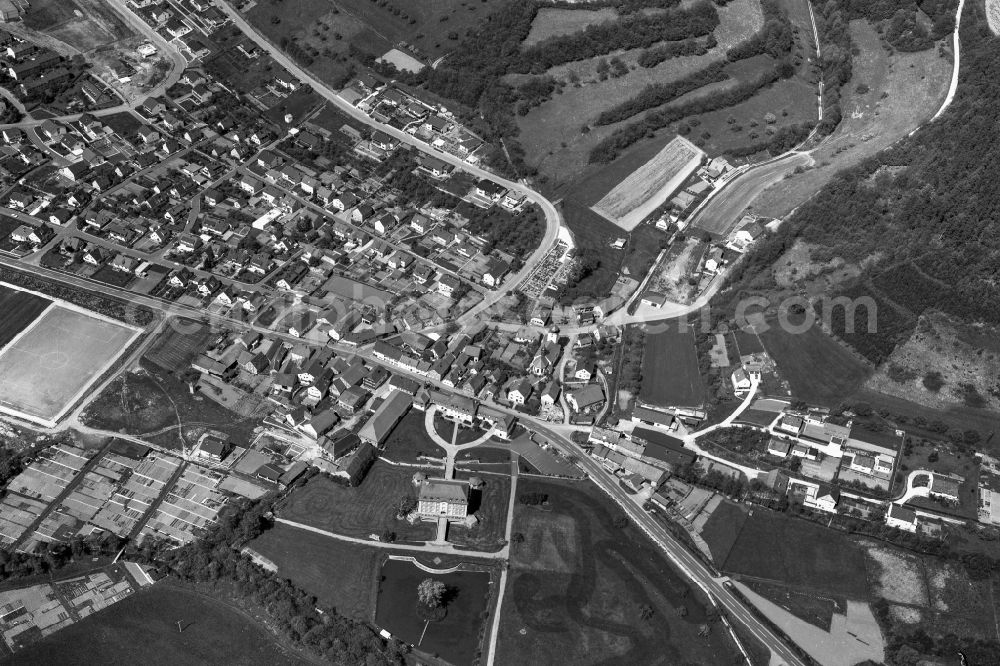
xmin=637 ymin=324 xmax=704 ymax=409
xmin=381 ymin=410 xmax=446 ymax=465
xmin=80 ymin=362 xmax=263 ymax=447
xmin=22 ymin=0 xmax=135 ymax=52
xmin=752 ymin=18 xmax=952 ymax=218
xmin=0 ymin=304 xmax=139 ymax=427
xmin=249 ymin=523 xmax=380 ymax=621
xmin=495 ymin=478 xmax=742 ymax=665
xmin=279 ymin=463 xmax=438 ymax=542
xmin=592 ymin=135 xmax=705 ymax=230
xmin=11 ymin=585 xmax=307 ymax=665
xmin=721 ymin=510 xmax=870 ymax=599
xmin=758 ymin=323 xmax=871 ymax=407
xmin=0 ymin=284 xmax=51 ymax=349
xmin=143 ymin=319 xmax=214 ymax=372
xmin=374 ymin=559 xmax=493 ymax=665
xmin=517 ymin=0 xmax=770 ymax=189
xmin=698 ymin=498 xmax=749 ymax=564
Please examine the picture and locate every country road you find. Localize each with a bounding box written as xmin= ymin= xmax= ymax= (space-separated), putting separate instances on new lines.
xmin=689 ymin=152 xmax=814 ymax=237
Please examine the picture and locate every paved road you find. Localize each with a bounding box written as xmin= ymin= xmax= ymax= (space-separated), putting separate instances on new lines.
xmin=214 ymin=0 xmax=562 ymax=325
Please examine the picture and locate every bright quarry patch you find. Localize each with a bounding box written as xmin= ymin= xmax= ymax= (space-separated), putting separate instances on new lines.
xmin=0 ymin=286 xmax=140 ymax=427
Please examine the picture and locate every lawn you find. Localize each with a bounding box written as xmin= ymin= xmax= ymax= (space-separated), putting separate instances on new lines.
xmin=91 ymin=265 xmax=136 ymax=289
xmin=621 ymin=224 xmax=670 ymax=280
xmin=279 ymin=463 xmax=437 ymax=542
xmin=382 ymin=410 xmax=446 ymax=464
xmin=722 ymin=510 xmax=870 ymax=599
xmin=433 ymin=413 xmax=488 ymax=445
xmin=81 ymin=362 xmax=264 ymax=448
xmin=249 ymin=522 xmax=379 ymax=621
xmin=9 ymin=584 xmax=306 ymax=666
xmin=374 ymin=559 xmax=493 ymax=665
xmin=495 ymin=478 xmax=742 ymax=666
xmin=637 ymin=323 xmax=704 ymax=409
xmin=744 ymin=578 xmax=844 ymax=632
xmin=759 ymin=323 xmax=871 ymax=407
xmin=449 ymin=471 xmax=511 ymax=552
xmin=698 ymin=499 xmax=748 ymax=565
xmin=0 ymin=284 xmax=50 ymax=349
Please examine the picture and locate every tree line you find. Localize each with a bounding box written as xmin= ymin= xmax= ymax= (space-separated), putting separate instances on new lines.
xmin=595 ymin=61 xmax=729 ymax=126
xmin=515 ymin=1 xmax=720 ymax=74
xmin=724 ymin=0 xmax=794 ymax=61
xmin=636 ymin=36 xmax=714 ymax=68
xmin=588 ymin=64 xmax=788 ymax=162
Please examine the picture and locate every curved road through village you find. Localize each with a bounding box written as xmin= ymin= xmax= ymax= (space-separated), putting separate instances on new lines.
xmin=0 ymin=0 xmax=970 ymax=662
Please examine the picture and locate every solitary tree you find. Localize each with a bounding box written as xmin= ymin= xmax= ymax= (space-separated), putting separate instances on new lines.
xmin=418 ymin=578 xmax=446 ymax=608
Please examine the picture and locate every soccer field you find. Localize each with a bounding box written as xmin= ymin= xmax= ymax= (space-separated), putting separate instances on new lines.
xmin=0 ymin=303 xmax=140 ymax=426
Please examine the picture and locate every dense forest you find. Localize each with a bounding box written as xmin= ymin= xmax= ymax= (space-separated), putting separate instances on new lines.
xmin=728 ymin=0 xmax=992 ymax=366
